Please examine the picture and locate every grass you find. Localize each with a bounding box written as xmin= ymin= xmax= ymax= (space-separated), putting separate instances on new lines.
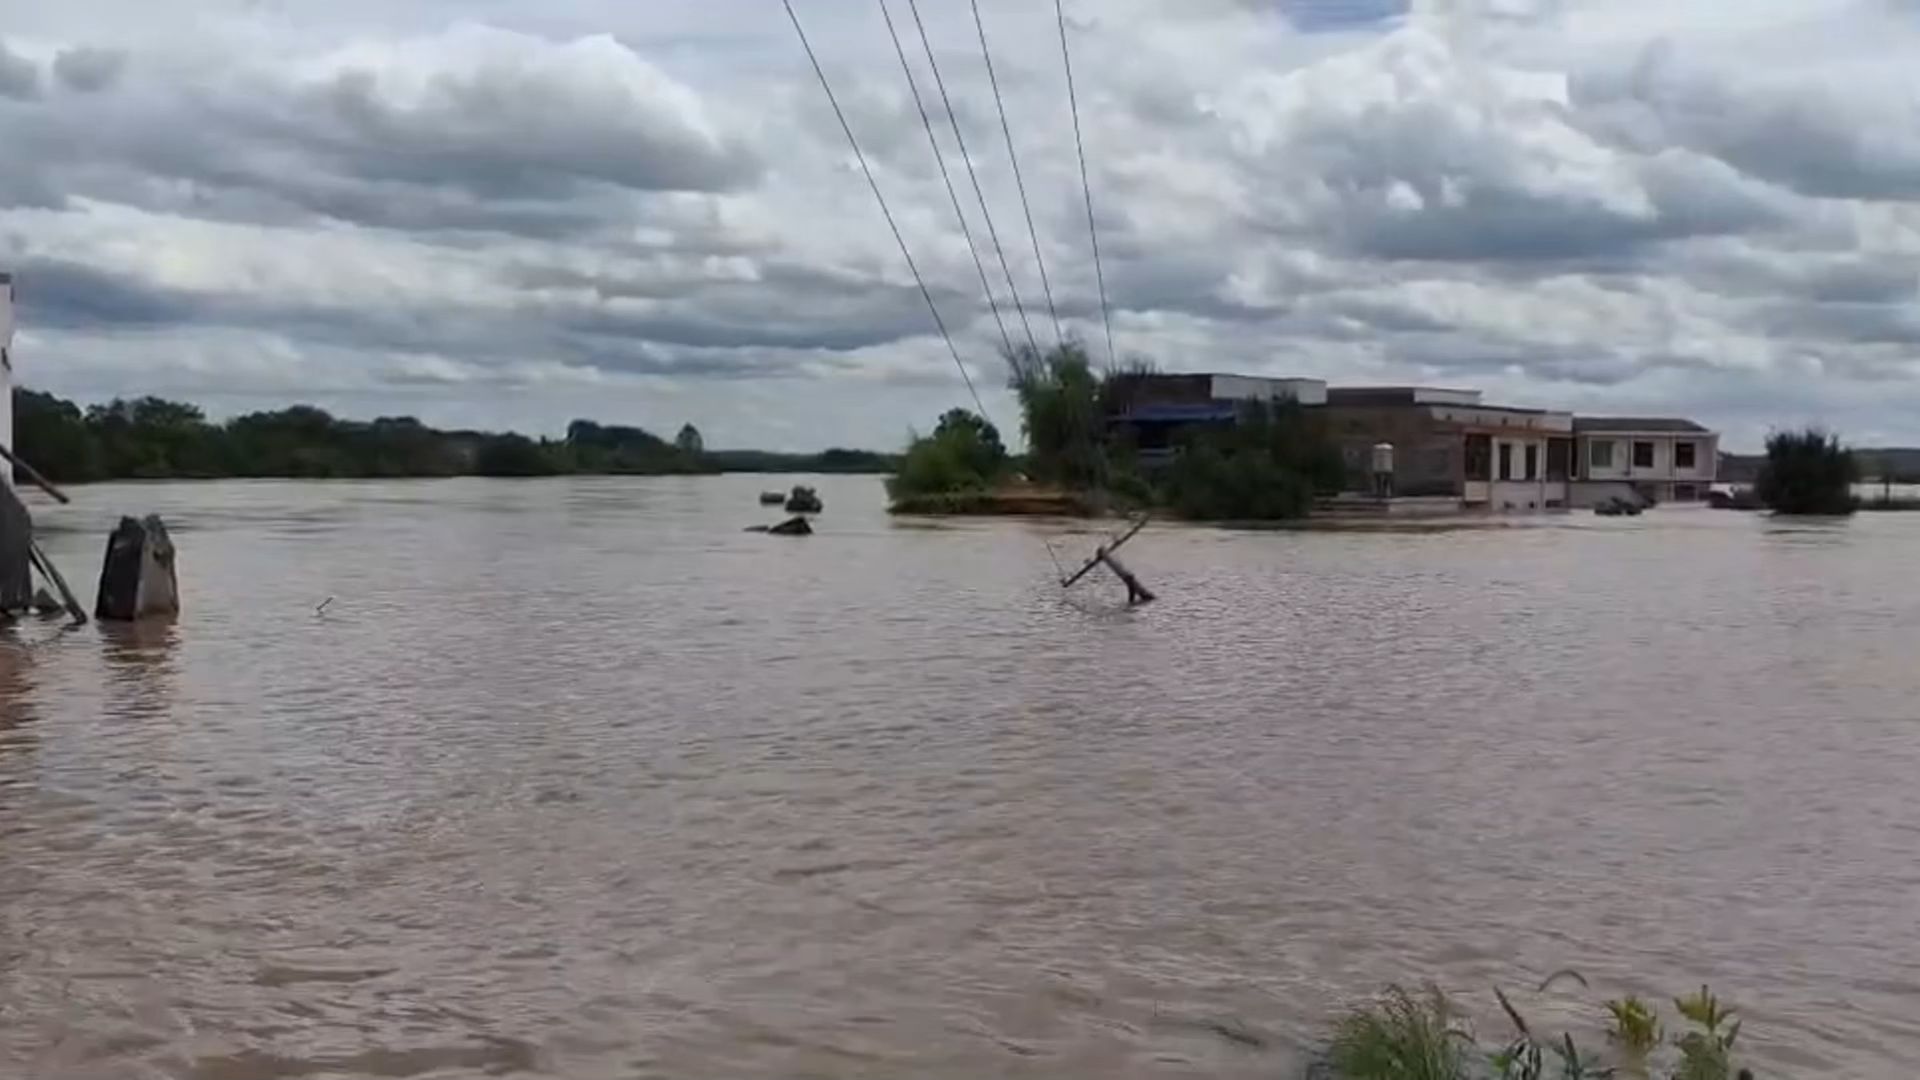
xmin=1320 ymin=979 xmax=1755 ymax=1080
xmin=1327 ymin=985 xmax=1469 ymax=1080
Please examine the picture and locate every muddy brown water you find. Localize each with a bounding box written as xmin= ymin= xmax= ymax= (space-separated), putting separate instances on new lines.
xmin=3 ymin=476 xmax=1918 ymax=1078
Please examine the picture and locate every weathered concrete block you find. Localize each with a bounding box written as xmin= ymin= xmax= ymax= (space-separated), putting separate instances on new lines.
xmin=0 ymin=484 xmax=29 ymax=613
xmin=95 ymin=515 xmax=180 ymax=622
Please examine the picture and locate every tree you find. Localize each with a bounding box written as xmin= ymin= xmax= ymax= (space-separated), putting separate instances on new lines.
xmin=1006 ymin=340 xmax=1107 ymax=489
xmin=887 ymin=409 xmax=1011 ymax=500
xmin=932 ymin=408 xmax=1006 ymax=479
xmin=1756 ymin=427 xmax=1857 ymax=515
xmin=11 ymin=388 xmax=107 ymax=482
xmin=474 ymin=434 xmax=562 ymax=477
xmin=675 ymin=423 xmax=705 ymax=456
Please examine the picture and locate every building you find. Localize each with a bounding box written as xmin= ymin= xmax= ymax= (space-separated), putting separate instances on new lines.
xmin=1098 ymin=369 xmax=1718 ymax=513
xmin=1571 ymin=417 xmax=1719 ymax=505
xmin=1105 ymin=372 xmax=1327 ymax=466
xmin=1320 ymin=387 xmax=1575 ymax=510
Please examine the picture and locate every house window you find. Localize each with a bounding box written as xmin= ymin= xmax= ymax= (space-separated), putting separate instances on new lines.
xmin=1465 ymin=435 xmax=1491 ymax=481
xmin=1675 ymin=441 xmax=1697 ymax=469
xmin=1498 ymin=442 xmax=1514 ymax=481
xmin=1524 ymin=444 xmax=1539 ymax=481
xmin=1589 ymin=440 xmax=1614 ymax=470
xmin=1632 ymin=441 xmax=1655 ymax=469
xmin=1674 ymin=484 xmax=1698 ymax=501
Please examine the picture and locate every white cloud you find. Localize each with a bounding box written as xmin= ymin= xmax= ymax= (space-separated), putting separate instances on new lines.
xmin=1 ymin=0 xmax=1919 ymax=450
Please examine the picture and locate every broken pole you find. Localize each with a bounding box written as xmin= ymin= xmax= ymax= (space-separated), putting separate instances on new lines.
xmin=26 ymin=539 xmax=86 ymax=625
xmin=1099 ymin=550 xmax=1155 ymax=606
xmin=1059 ymin=515 xmax=1156 ymax=604
xmin=1060 ymin=515 xmax=1149 ymax=588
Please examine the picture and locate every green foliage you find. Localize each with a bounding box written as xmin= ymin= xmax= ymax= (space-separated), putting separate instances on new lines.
xmin=1006 ymin=339 xmax=1108 ymax=490
xmin=933 ymin=408 xmax=1007 ymax=478
xmin=1328 ymin=985 xmax=1470 ymax=1080
xmin=1326 ymin=980 xmax=1752 ymax=1080
xmin=887 ymin=409 xmax=1008 ymax=500
xmin=11 ymin=387 xmax=884 ymax=482
xmin=1756 ymin=427 xmax=1856 ymax=515
xmin=1158 ymin=401 xmax=1345 ymax=521
xmin=473 ymin=434 xmax=563 ymax=477
xmin=1606 ymin=996 xmax=1663 ymax=1078
xmin=10 ymin=389 xmax=106 ymax=482
xmin=1671 ymin=988 xmax=1740 ymax=1080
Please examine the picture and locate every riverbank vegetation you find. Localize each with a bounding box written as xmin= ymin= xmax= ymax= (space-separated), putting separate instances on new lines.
xmin=1322 ymin=978 xmax=1752 ymax=1080
xmin=1755 ymin=427 xmax=1857 ymax=515
xmin=9 ymin=388 xmax=894 ymax=482
xmin=888 ymin=341 xmax=1343 ymax=520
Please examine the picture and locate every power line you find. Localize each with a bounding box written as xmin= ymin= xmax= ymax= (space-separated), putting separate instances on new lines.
xmin=782 ymin=0 xmax=991 ymax=421
xmin=904 ymin=0 xmax=1038 ymax=355
xmin=971 ymin=0 xmax=1063 ymax=349
xmin=1054 ymin=0 xmax=1116 ymax=367
xmin=878 ymin=0 xmax=1016 ymax=358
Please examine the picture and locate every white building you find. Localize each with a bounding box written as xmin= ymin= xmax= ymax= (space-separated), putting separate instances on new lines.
xmin=1572 ymin=417 xmax=1719 ymax=505
xmin=1 ymin=272 xmax=13 ymax=488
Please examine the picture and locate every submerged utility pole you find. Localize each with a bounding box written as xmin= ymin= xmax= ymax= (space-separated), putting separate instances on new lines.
xmin=1059 ymin=515 xmax=1156 ymax=606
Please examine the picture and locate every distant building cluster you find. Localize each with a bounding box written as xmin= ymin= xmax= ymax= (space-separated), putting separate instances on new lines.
xmin=1106 ymin=373 xmax=1718 ymax=511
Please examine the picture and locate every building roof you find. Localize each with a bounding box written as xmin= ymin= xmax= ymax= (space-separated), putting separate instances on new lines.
xmin=1573 ymin=417 xmax=1711 ymax=434
xmin=1325 ymin=386 xmax=1484 ymax=407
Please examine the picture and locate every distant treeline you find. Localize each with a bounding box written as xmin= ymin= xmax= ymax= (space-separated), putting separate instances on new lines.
xmin=9 ymin=388 xmax=897 ymax=483
xmin=1721 ymin=447 xmax=1920 ymax=485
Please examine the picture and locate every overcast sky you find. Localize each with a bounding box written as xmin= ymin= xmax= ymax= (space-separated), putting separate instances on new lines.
xmin=2 ymin=0 xmax=1917 ymax=451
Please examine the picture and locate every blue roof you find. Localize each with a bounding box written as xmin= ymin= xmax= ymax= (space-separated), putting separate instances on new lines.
xmin=1117 ymin=402 xmax=1239 ymax=424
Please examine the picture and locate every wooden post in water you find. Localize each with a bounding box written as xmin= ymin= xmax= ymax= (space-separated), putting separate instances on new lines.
xmin=26 ymin=539 xmax=86 ymax=624
xmin=1059 ymin=515 xmax=1156 ymax=606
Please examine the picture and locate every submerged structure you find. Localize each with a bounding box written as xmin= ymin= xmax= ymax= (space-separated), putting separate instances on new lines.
xmin=2 ymin=272 xmax=28 ymax=611
xmin=1104 ymin=372 xmax=1718 ymax=514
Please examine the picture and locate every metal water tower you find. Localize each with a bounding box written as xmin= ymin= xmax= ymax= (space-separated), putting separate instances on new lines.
xmin=1371 ymin=441 xmax=1394 ymax=498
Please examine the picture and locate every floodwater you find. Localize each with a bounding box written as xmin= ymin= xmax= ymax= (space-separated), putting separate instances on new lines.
xmin=4 ymin=476 xmax=1919 ymax=1079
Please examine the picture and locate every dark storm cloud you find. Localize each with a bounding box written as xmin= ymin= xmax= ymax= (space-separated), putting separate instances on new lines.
xmin=0 ymin=40 xmax=40 ymax=100
xmin=52 ymin=46 xmax=127 ymax=93
xmin=0 ymin=27 xmax=760 ymax=242
xmin=1571 ymin=46 xmax=1920 ymax=202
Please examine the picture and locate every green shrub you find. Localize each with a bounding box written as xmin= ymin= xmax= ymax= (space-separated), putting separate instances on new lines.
xmin=1329 ymin=985 xmax=1469 ymax=1080
xmin=1158 ymin=401 xmax=1343 ymax=521
xmin=886 ymin=409 xmax=1008 ymax=500
xmin=1323 ymin=978 xmax=1754 ymax=1080
xmin=1756 ymin=427 xmax=1856 ymax=515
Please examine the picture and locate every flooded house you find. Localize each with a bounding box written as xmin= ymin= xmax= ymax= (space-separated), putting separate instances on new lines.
xmin=1104 ymin=373 xmax=1328 ymax=467
xmin=1101 ymin=370 xmax=1717 ymax=513
xmin=1319 ymin=386 xmax=1578 ymax=511
xmin=1571 ymin=417 xmax=1720 ymax=505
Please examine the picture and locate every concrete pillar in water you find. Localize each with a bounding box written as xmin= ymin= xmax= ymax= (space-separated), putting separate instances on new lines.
xmin=0 ymin=483 xmax=29 ymax=613
xmin=95 ymin=515 xmax=180 ymax=622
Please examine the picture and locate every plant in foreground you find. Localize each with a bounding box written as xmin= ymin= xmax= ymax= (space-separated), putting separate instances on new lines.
xmin=1328 ymin=984 xmax=1470 ymax=1080
xmin=1324 ymin=978 xmax=1754 ymax=1080
xmin=1605 ymin=995 xmax=1663 ymax=1078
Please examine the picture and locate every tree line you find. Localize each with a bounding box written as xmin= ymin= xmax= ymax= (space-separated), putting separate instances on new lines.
xmin=9 ymin=388 xmax=895 ymax=483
